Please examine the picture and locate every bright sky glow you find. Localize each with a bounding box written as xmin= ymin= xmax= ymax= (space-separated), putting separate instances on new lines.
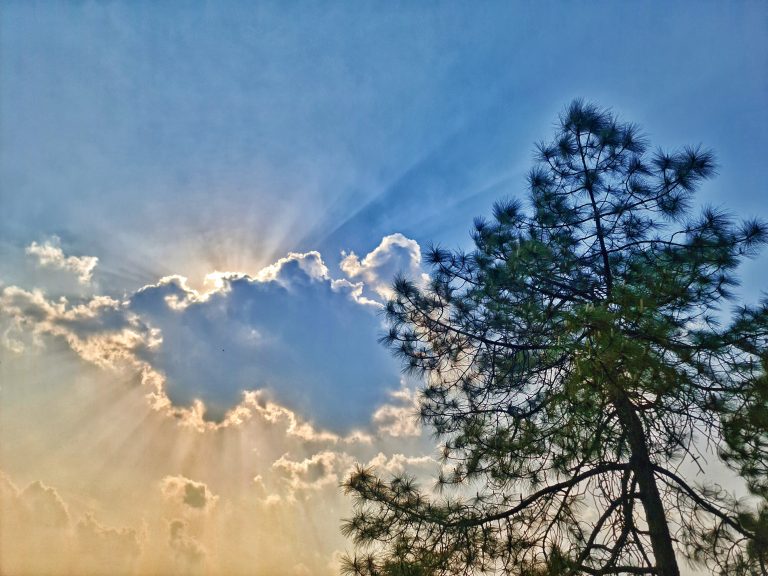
xmin=1 ymin=2 xmax=766 ymax=575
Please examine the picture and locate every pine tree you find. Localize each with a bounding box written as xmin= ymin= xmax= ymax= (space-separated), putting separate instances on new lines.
xmin=342 ymin=101 xmax=768 ymax=575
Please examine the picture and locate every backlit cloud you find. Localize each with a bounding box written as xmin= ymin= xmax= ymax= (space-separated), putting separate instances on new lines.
xmin=365 ymin=452 xmax=436 ymax=475
xmin=76 ymin=514 xmax=143 ymax=576
xmin=168 ymin=519 xmax=207 ymax=570
xmin=128 ymin=250 xmax=398 ymax=429
xmin=161 ymin=476 xmax=219 ymax=512
xmin=15 ymin=478 xmax=70 ymax=529
xmin=26 ymin=237 xmax=98 ymax=284
xmin=0 ymin=231 xmax=439 ymax=573
xmin=340 ymin=233 xmax=426 ymax=301
xmin=0 ymin=471 xmax=142 ymax=576
xmin=0 ymin=286 xmax=160 ymax=365
xmin=372 ymin=382 xmax=422 ymax=437
xmin=272 ymin=450 xmax=355 ymax=494
xmin=1 ymin=236 xmax=426 ymax=433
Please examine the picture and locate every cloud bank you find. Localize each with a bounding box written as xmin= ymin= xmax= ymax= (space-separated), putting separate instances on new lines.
xmin=2 ymin=234 xmax=425 ymax=433
xmin=0 ymin=472 xmax=142 ymax=576
xmin=0 ymin=233 xmax=439 ymax=573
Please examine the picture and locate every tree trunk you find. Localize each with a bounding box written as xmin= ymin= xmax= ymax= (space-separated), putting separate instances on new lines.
xmin=613 ymin=392 xmax=680 ymax=576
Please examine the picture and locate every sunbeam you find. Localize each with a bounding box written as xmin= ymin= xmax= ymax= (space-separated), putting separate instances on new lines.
xmin=2 ymin=2 xmax=766 ymax=575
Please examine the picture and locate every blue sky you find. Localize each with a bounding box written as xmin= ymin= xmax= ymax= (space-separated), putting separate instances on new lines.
xmin=4 ymin=3 xmax=766 ymax=284
xmin=1 ymin=2 xmax=766 ymax=574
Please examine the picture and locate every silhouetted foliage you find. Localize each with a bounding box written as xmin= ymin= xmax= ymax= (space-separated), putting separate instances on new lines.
xmin=342 ymin=101 xmax=768 ymax=575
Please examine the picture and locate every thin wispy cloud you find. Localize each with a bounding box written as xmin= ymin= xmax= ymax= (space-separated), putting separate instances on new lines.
xmin=26 ymin=237 xmax=98 ymax=284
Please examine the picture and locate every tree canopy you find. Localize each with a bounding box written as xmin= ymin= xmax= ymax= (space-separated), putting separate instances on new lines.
xmin=342 ymin=101 xmax=768 ymax=576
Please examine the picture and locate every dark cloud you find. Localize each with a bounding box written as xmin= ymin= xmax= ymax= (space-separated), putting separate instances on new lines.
xmin=161 ymin=476 xmax=218 ymax=512
xmin=183 ymin=483 xmax=208 ymax=509
xmin=130 ymin=251 xmax=401 ymax=429
xmin=2 ymin=238 xmax=425 ymax=432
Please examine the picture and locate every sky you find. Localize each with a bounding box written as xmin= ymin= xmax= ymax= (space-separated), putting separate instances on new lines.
xmin=1 ymin=2 xmax=766 ymax=575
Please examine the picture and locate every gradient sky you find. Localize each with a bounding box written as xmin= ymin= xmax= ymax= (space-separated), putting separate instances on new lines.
xmin=1 ymin=2 xmax=766 ymax=575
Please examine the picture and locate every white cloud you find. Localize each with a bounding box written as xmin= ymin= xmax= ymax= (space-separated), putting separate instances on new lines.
xmin=340 ymin=233 xmax=427 ymax=301
xmin=365 ymin=452 xmax=436 ymax=475
xmin=0 ymin=286 xmax=160 ymax=364
xmin=26 ymin=236 xmax=98 ymax=284
xmin=330 ymin=277 xmax=382 ymax=307
xmin=372 ymin=383 xmax=422 ymax=437
xmin=254 ymin=250 xmax=329 ymax=284
xmin=241 ymin=390 xmax=343 ymax=443
xmin=272 ymin=450 xmax=355 ymax=494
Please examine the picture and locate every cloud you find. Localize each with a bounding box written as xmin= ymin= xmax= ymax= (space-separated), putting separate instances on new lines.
xmin=253 ymin=250 xmax=330 ymax=284
xmin=0 ymin=286 xmax=160 ymax=365
xmin=161 ymin=476 xmax=219 ymax=512
xmin=16 ymin=478 xmax=70 ymax=529
xmin=0 ymin=471 xmax=143 ymax=576
xmin=365 ymin=452 xmax=436 ymax=475
xmin=272 ymin=450 xmax=355 ymax=494
xmin=269 ymin=446 xmax=436 ymax=504
xmin=340 ymin=233 xmax=426 ymax=301
xmin=372 ymin=383 xmax=422 ymax=437
xmin=0 ymin=279 xmax=383 ymax=439
xmin=0 ymin=474 xmax=73 ymax=576
xmin=1 ymin=237 xmax=426 ymax=433
xmin=241 ymin=390 xmax=356 ymax=443
xmin=76 ymin=514 xmax=143 ymax=575
xmin=129 ymin=252 xmax=399 ymax=429
xmin=0 ymin=300 xmax=433 ymax=576
xmin=26 ymin=236 xmax=98 ymax=284
xmin=168 ymin=519 xmax=207 ymax=569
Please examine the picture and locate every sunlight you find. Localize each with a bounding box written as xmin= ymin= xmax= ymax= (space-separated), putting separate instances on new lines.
xmin=2 ymin=3 xmax=766 ymax=574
